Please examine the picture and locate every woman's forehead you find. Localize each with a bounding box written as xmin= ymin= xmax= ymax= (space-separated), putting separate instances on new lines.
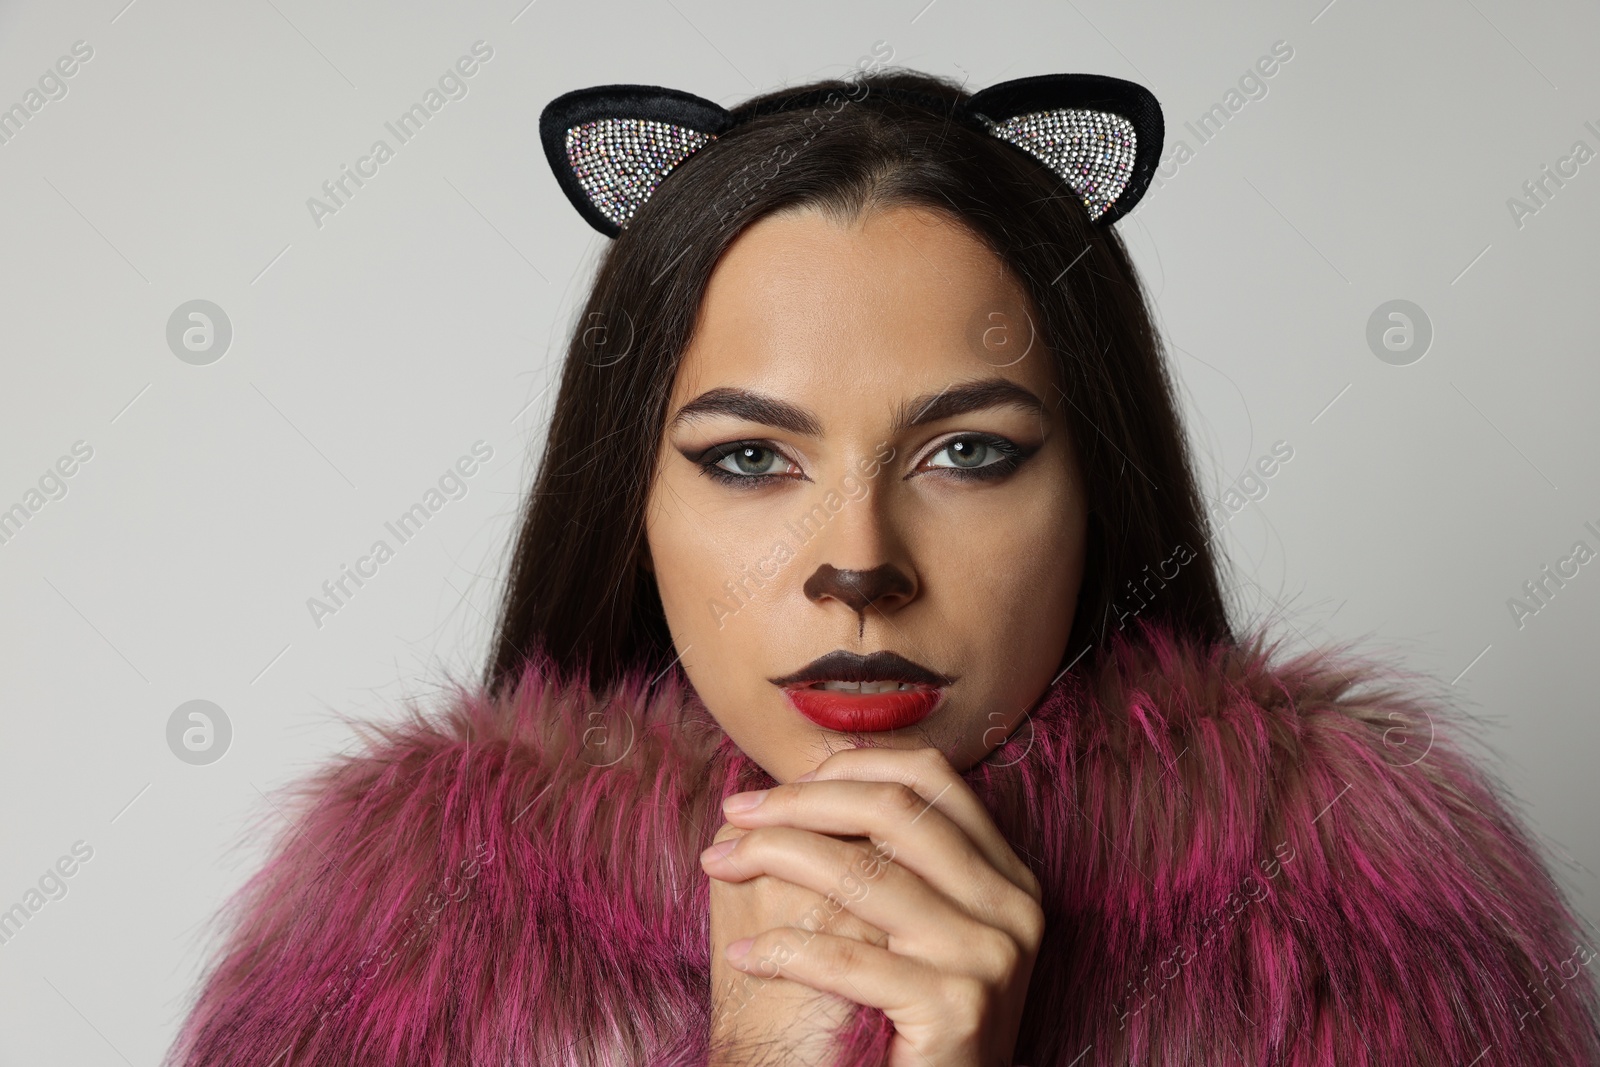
xmin=700 ymin=203 xmax=1023 ymax=317
xmin=672 ymin=203 xmax=1048 ymax=404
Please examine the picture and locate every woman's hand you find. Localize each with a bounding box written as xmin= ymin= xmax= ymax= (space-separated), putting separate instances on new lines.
xmin=704 ymin=819 xmax=891 ymax=1065
xmin=701 ymin=747 xmax=1045 ymax=1067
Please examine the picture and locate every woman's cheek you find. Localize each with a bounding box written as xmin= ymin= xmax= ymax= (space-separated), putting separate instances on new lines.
xmin=674 ymin=572 xmax=777 ymax=736
xmin=649 ymin=513 xmax=731 ymax=644
xmin=946 ymin=515 xmax=1082 ymax=726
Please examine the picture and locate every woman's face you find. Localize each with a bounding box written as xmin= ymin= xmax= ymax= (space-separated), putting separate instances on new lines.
xmin=644 ymin=203 xmax=1087 ymax=783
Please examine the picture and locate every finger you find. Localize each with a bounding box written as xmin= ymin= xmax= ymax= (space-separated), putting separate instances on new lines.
xmin=703 ymin=825 xmax=995 ymax=956
xmin=792 ymin=747 xmax=1039 ymax=899
xmin=705 ymin=823 xmax=890 ymax=947
xmin=726 ymin=927 xmax=943 ymax=1021
xmin=721 ymin=777 xmax=1034 ymax=936
xmin=739 ymin=877 xmax=891 ymax=949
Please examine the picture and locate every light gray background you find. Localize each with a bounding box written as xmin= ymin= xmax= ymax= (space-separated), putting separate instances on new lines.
xmin=1 ymin=0 xmax=1596 ymax=1062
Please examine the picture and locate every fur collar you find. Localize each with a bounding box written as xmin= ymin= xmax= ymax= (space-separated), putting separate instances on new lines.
xmin=167 ymin=622 xmax=1600 ymax=1065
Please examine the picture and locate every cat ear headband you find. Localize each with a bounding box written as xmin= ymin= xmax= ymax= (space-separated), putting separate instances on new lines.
xmin=539 ymin=72 xmax=1163 ymax=237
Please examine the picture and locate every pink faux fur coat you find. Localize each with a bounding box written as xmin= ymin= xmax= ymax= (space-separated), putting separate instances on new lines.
xmin=166 ymin=622 xmax=1600 ymax=1065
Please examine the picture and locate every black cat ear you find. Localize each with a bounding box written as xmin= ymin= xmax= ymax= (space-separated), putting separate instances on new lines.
xmin=539 ymin=85 xmax=734 ymax=238
xmin=963 ymin=73 xmax=1163 ymax=226
xmin=540 ymin=75 xmax=1163 ymax=236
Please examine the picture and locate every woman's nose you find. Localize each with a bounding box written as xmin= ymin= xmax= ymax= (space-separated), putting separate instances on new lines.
xmin=802 ymin=562 xmax=915 ymax=619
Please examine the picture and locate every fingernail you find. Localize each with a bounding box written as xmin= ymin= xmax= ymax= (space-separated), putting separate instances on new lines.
xmin=725 ymin=937 xmax=754 ymax=961
xmin=722 ymin=789 xmax=768 ymax=813
xmin=793 ymin=771 xmax=816 ymax=783
xmin=701 ymin=840 xmax=738 ymax=862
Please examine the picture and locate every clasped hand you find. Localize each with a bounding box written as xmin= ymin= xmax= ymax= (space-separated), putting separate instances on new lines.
xmin=701 ymin=747 xmax=1044 ymax=1066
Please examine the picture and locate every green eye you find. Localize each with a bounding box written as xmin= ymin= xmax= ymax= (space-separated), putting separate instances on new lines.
xmin=931 ymin=438 xmax=998 ymax=468
xmin=925 ymin=434 xmax=1029 ymax=479
xmin=696 ymin=442 xmax=799 ymax=486
xmin=716 ymin=445 xmax=784 ymax=476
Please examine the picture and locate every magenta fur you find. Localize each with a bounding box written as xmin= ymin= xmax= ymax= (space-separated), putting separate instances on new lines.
xmin=166 ymin=620 xmax=1600 ymax=1065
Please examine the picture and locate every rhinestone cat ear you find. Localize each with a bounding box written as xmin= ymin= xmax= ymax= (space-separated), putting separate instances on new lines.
xmin=540 ymin=73 xmax=1162 ymax=237
xmin=963 ymin=73 xmax=1162 ymax=226
xmin=539 ymin=84 xmax=734 ymax=238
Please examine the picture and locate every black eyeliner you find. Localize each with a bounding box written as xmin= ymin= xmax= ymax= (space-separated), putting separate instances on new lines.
xmin=685 ymin=432 xmax=1038 ymax=488
xmin=687 ymin=440 xmax=800 ymax=489
xmin=915 ymin=432 xmax=1039 ymax=483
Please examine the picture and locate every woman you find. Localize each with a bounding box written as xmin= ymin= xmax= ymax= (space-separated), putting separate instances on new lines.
xmin=166 ymin=69 xmax=1600 ymax=1066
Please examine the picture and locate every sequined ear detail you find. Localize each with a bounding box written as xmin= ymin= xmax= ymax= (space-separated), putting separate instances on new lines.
xmin=541 ymin=75 xmax=1162 ymax=236
xmin=983 ymin=109 xmax=1138 ymax=223
xmin=540 ymin=86 xmax=733 ymax=237
xmin=964 ymin=73 xmax=1161 ymax=226
xmin=566 ymin=118 xmax=717 ymax=230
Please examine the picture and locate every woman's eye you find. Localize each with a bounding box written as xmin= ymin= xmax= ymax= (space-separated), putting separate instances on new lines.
xmin=924 ymin=434 xmax=1029 ymax=479
xmin=699 ymin=443 xmax=796 ymax=485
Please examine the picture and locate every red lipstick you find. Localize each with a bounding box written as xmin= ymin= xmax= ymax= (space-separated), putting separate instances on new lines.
xmin=782 ymin=684 xmax=943 ymax=732
xmin=767 ymin=649 xmax=954 ymax=733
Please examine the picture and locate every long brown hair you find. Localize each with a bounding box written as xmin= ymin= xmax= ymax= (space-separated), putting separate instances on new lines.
xmin=486 ymin=68 xmax=1235 ymax=698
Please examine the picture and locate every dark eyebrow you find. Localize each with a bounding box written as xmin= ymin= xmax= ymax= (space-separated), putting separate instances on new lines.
xmin=897 ymin=378 xmax=1046 ymax=431
xmin=668 ymin=387 xmax=823 ymax=436
xmin=667 ymin=377 xmax=1046 ymax=437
